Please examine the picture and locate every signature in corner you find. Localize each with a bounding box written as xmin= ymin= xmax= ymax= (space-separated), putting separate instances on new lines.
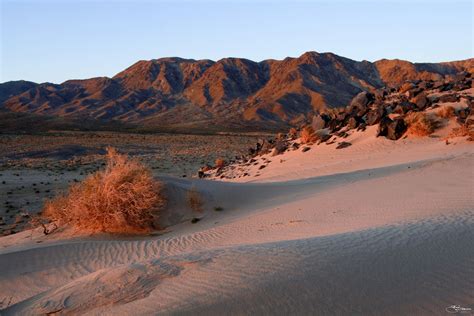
xmin=446 ymin=305 xmax=473 ymax=314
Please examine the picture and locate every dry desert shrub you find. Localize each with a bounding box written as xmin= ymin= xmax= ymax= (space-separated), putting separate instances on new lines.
xmin=300 ymin=125 xmax=317 ymax=144
xmin=436 ymin=105 xmax=456 ymax=119
xmin=42 ymin=147 xmax=166 ymax=234
xmin=215 ymin=158 xmax=225 ymax=168
xmin=448 ymin=124 xmax=473 ymax=140
xmin=186 ymin=187 xmax=204 ymax=213
xmin=405 ymin=112 xmax=438 ymax=136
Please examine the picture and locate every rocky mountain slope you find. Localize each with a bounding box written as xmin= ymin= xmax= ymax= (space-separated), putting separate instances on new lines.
xmin=202 ymin=73 xmax=473 ymax=180
xmin=1 ymin=52 xmax=473 ymax=132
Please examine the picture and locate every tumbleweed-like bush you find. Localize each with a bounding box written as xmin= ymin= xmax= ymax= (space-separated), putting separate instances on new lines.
xmin=405 ymin=112 xmax=439 ymax=137
xmin=448 ymin=123 xmax=473 ymax=140
xmin=436 ymin=105 xmax=456 ymax=119
xmin=215 ymin=158 xmax=226 ymax=168
xmin=43 ymin=147 xmax=166 ymax=234
xmin=300 ymin=125 xmax=318 ymax=144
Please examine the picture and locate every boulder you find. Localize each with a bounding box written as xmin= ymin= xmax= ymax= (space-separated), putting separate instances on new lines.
xmin=366 ymin=107 xmax=385 ymax=125
xmin=454 ymin=71 xmax=470 ymax=81
xmin=373 ymin=89 xmax=387 ymax=102
xmin=418 ymin=81 xmax=433 ymax=90
xmin=357 ymin=123 xmax=367 ymax=132
xmin=347 ymin=116 xmax=359 ymax=129
xmin=438 ymin=94 xmax=459 ymax=103
xmin=377 ymin=116 xmax=392 ymax=137
xmin=336 ymin=111 xmax=347 ymax=121
xmin=393 ymin=101 xmax=417 ymax=114
xmin=336 ymin=142 xmax=352 ymax=149
xmin=260 ymin=144 xmax=273 ymax=154
xmin=399 ymin=82 xmax=415 ymax=94
xmin=428 ymin=95 xmax=440 ymax=104
xmin=272 ymin=141 xmax=288 ymax=156
xmin=439 ymin=83 xmax=454 ymax=92
xmin=319 ymin=134 xmax=332 ymax=142
xmin=328 ymin=118 xmax=342 ymax=132
xmin=410 ymin=92 xmax=430 ymax=110
xmin=386 ymin=118 xmax=407 ymax=140
xmin=248 ymin=141 xmax=263 ymax=156
xmin=453 ymin=80 xmax=472 ymax=91
xmin=348 ymin=91 xmax=374 ymax=113
xmin=311 ymin=115 xmax=326 ymax=130
xmin=432 ymin=80 xmax=445 ymax=90
xmin=406 ymin=87 xmax=422 ymax=99
xmin=320 ymin=113 xmax=332 ymax=124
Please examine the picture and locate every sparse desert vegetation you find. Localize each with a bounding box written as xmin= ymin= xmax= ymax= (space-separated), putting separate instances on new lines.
xmin=405 ymin=112 xmax=439 ymax=136
xmin=42 ymin=148 xmax=166 ymax=234
xmin=0 ymin=132 xmax=262 ymax=235
xmin=436 ymin=105 xmax=456 ymax=119
xmin=186 ymin=187 xmax=204 ymax=213
xmin=300 ymin=126 xmax=317 ymax=144
xmin=448 ymin=123 xmax=473 ymax=140
xmin=215 ymin=158 xmax=226 ymax=168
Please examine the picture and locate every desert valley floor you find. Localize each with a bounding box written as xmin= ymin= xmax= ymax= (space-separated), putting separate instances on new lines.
xmin=0 ymin=121 xmax=472 ymax=315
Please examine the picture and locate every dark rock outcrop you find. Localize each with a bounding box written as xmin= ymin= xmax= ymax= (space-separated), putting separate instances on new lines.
xmin=336 ymin=142 xmax=352 ymax=149
xmin=411 ymin=92 xmax=430 ymax=110
xmin=387 ymin=118 xmax=407 ymax=140
xmin=366 ymin=107 xmax=385 ymax=125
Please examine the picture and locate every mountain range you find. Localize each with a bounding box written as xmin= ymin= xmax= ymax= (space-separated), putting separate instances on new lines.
xmin=1 ymin=51 xmax=473 ymax=132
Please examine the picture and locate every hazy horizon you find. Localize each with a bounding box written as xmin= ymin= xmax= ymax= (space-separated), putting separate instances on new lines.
xmin=1 ymin=0 xmax=472 ymax=84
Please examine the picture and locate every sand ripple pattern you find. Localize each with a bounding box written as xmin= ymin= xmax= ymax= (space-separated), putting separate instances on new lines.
xmin=0 ymin=150 xmax=473 ymax=315
xmin=1 ymin=213 xmax=473 ymax=315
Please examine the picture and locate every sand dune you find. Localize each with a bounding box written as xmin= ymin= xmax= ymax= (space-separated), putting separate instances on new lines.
xmin=0 ymin=132 xmax=473 ymax=314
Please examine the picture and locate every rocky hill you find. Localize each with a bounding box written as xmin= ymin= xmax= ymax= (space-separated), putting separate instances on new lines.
xmin=1 ymin=52 xmax=473 ymax=132
xmin=201 ymin=73 xmax=473 ymax=180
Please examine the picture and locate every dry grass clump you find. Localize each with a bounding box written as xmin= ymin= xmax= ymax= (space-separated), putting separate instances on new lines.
xmin=215 ymin=158 xmax=226 ymax=168
xmin=405 ymin=112 xmax=438 ymax=136
xmin=300 ymin=126 xmax=318 ymax=144
xmin=42 ymin=147 xmax=166 ymax=234
xmin=448 ymin=124 xmax=474 ymax=140
xmin=436 ymin=105 xmax=456 ymax=119
xmin=186 ymin=187 xmax=204 ymax=213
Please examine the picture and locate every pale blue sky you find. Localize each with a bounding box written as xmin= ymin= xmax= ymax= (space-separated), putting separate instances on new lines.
xmin=1 ymin=0 xmax=472 ymax=83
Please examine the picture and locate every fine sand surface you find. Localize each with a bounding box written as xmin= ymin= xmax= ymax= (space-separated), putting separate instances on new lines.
xmin=0 ymin=130 xmax=473 ymax=314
